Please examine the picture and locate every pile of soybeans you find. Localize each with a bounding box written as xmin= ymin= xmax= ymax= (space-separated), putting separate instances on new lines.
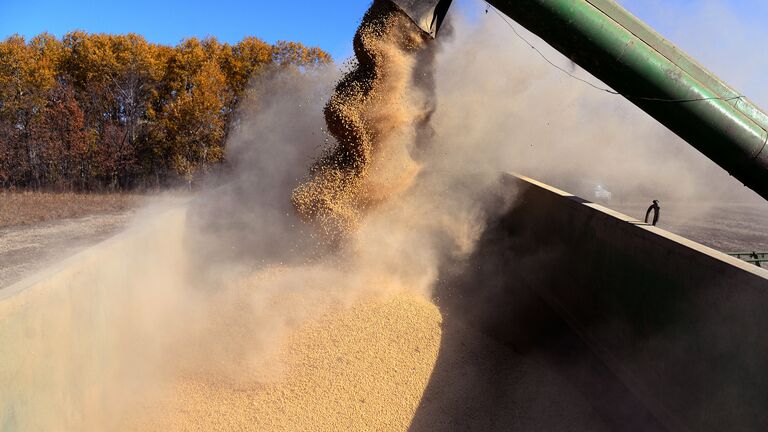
xmin=128 ymin=295 xmax=442 ymax=431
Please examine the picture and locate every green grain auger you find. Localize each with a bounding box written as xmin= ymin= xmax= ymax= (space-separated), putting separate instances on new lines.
xmin=391 ymin=0 xmax=768 ymax=202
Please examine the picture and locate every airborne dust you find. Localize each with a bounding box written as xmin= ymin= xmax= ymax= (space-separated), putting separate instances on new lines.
xmin=127 ymin=0 xmax=768 ymax=427
xmin=6 ymin=0 xmax=768 ymax=430
xmin=122 ymin=1 xmax=493 ymax=429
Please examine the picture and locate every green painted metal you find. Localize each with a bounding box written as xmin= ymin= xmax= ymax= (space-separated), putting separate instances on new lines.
xmin=484 ymin=0 xmax=768 ymax=200
xmin=391 ymin=0 xmax=768 ymax=200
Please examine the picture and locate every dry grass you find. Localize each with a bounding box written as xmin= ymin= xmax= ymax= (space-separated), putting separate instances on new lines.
xmin=0 ymin=191 xmax=146 ymax=229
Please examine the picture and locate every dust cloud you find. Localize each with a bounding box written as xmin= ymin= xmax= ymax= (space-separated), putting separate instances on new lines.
xmin=435 ymin=0 xmax=768 ymax=207
xmin=145 ymin=0 xmax=768 ymax=428
xmin=5 ymin=0 xmax=768 ymax=430
xmin=111 ymin=0 xmax=502 ymax=426
xmin=428 ymin=0 xmax=768 ymax=251
xmin=173 ymin=0 xmax=492 ymax=381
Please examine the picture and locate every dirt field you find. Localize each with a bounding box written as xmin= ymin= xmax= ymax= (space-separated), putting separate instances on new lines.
xmin=0 ymin=192 xmax=147 ymax=288
xmin=0 ymin=191 xmax=143 ymax=228
xmin=0 ymin=212 xmax=139 ymax=288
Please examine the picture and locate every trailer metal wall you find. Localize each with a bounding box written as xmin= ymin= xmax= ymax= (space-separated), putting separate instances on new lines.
xmin=435 ymin=174 xmax=768 ymax=431
xmin=0 ymin=206 xmax=188 ymax=432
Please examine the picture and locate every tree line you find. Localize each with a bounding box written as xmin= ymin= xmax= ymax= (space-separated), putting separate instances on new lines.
xmin=0 ymin=32 xmax=331 ymax=191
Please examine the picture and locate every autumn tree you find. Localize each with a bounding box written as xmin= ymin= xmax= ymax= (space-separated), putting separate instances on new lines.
xmin=153 ymin=37 xmax=229 ymax=185
xmin=31 ymin=82 xmax=93 ymax=189
xmin=0 ymin=32 xmax=331 ymax=190
xmin=0 ymin=34 xmax=61 ymax=188
xmin=272 ymin=40 xmax=332 ymax=68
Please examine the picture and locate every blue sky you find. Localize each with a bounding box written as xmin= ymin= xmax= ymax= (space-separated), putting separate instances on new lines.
xmin=0 ymin=0 xmax=765 ymax=62
xmin=0 ymin=0 xmax=370 ymax=59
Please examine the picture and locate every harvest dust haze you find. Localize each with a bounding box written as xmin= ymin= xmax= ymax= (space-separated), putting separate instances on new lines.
xmin=122 ymin=2 xmax=768 ymax=427
xmin=5 ymin=0 xmax=768 ymax=430
xmin=116 ymin=0 xmax=501 ymax=429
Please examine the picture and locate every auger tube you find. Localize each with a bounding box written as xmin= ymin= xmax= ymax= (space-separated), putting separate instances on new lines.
xmin=390 ymin=0 xmax=768 ymax=201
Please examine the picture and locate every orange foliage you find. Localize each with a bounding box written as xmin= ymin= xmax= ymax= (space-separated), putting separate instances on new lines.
xmin=0 ymin=32 xmax=331 ymax=190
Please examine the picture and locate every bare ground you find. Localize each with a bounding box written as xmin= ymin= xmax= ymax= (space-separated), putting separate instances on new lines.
xmin=0 ymin=211 xmax=138 ymax=288
xmin=0 ymin=192 xmax=147 ymax=288
xmin=0 ymin=191 xmax=143 ymax=228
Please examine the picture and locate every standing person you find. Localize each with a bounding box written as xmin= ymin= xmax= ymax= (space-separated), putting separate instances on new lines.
xmin=645 ymin=200 xmax=660 ymax=226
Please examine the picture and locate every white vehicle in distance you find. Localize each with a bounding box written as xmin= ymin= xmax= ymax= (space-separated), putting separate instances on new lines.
xmin=594 ymin=184 xmax=612 ymax=201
